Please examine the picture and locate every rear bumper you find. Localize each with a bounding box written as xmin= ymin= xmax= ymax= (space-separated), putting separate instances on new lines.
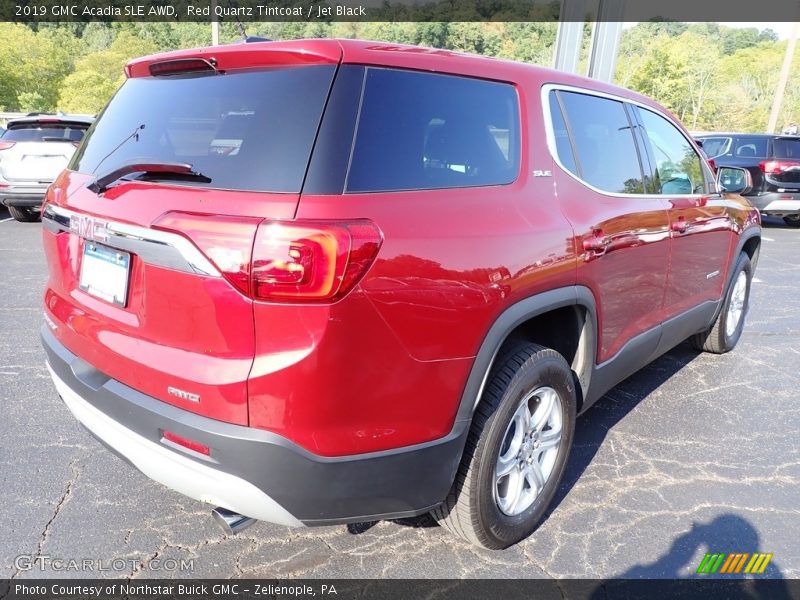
xmin=748 ymin=192 xmax=800 ymax=216
xmin=42 ymin=326 xmax=465 ymax=526
xmin=0 ymin=184 xmax=48 ymax=208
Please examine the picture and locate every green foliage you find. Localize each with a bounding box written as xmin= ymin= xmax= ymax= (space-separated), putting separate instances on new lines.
xmin=0 ymin=23 xmax=76 ymax=112
xmin=617 ymin=23 xmax=798 ymax=132
xmin=57 ymin=32 xmax=159 ymax=114
xmin=0 ymin=21 xmax=795 ymax=134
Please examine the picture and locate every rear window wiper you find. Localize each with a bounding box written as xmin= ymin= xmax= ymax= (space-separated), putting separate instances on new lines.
xmin=88 ymin=161 xmax=211 ymax=193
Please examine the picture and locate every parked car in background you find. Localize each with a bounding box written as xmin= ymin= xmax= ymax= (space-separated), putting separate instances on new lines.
xmin=0 ymin=114 xmax=93 ymax=222
xmin=41 ymin=39 xmax=760 ymax=549
xmin=696 ymin=132 xmax=800 ymax=226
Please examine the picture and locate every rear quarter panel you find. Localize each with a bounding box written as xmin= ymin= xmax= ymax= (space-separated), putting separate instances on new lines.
xmin=251 ymin=66 xmax=578 ymax=455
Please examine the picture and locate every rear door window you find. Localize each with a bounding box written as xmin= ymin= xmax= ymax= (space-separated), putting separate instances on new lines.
xmin=72 ymin=65 xmax=336 ymax=193
xmin=637 ymin=108 xmax=708 ymax=195
xmin=346 ymin=68 xmax=520 ymax=193
xmin=548 ymin=92 xmax=578 ymax=174
xmin=733 ymin=137 xmax=767 ymax=158
xmin=556 ymin=91 xmax=645 ymax=194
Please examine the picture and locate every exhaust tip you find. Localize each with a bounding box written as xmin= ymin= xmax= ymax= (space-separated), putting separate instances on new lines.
xmin=212 ymin=507 xmax=257 ymax=535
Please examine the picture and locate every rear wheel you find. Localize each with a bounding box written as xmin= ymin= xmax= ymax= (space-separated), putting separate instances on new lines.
xmin=783 ymin=215 xmax=800 ymax=227
xmin=691 ymin=253 xmax=752 ymax=354
xmin=431 ymin=342 xmax=576 ymax=549
xmin=7 ymin=206 xmax=41 ymax=223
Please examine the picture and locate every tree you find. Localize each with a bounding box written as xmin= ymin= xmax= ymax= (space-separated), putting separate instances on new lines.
xmin=57 ymin=32 xmax=158 ymax=114
xmin=0 ymin=23 xmax=75 ymax=111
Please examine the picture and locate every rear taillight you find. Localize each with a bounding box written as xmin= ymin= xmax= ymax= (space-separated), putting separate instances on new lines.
xmin=153 ymin=212 xmax=382 ymax=303
xmin=149 ymin=58 xmax=217 ymax=77
xmin=153 ymin=212 xmax=261 ymax=296
xmin=251 ymin=220 xmax=382 ymax=302
xmin=0 ymin=141 xmax=15 ymax=151
xmin=760 ymin=160 xmax=800 ymax=174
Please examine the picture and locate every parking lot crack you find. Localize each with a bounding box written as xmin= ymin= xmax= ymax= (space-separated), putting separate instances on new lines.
xmin=10 ymin=461 xmax=79 ymax=580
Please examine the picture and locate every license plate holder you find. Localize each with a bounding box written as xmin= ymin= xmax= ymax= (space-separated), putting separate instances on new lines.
xmin=79 ymin=242 xmax=131 ymax=307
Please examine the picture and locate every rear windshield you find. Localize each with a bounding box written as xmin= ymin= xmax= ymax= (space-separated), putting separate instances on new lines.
xmin=71 ymin=65 xmax=336 ymax=193
xmin=772 ymin=137 xmax=800 ymax=159
xmin=3 ymin=123 xmax=88 ymax=143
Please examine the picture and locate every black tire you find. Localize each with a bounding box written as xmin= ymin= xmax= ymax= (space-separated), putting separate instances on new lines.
xmin=691 ymin=253 xmax=752 ymax=354
xmin=783 ymin=215 xmax=800 ymax=227
xmin=7 ymin=206 xmax=41 ymax=222
xmin=431 ymin=342 xmax=576 ymax=549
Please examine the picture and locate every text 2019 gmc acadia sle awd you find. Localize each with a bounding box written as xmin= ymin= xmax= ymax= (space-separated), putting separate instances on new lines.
xmin=41 ymin=39 xmax=760 ymax=549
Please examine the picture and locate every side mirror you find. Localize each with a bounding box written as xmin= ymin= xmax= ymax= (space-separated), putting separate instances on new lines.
xmin=717 ymin=166 xmax=752 ymax=195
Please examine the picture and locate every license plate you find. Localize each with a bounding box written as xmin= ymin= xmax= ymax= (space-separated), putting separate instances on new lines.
xmin=79 ymin=243 xmax=130 ymax=307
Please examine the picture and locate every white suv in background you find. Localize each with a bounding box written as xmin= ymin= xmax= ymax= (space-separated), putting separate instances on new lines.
xmin=0 ymin=114 xmax=93 ymax=222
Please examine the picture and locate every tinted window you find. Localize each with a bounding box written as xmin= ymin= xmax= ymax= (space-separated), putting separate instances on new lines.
xmin=733 ymin=137 xmax=767 ymax=158
xmin=4 ymin=123 xmax=88 ymax=143
xmin=347 ymin=68 xmax=519 ymax=193
xmin=698 ymin=136 xmax=731 ymax=158
xmin=772 ymin=138 xmax=800 ymax=159
xmin=638 ymin=108 xmax=707 ymax=195
xmin=72 ymin=66 xmax=336 ymax=193
xmin=549 ymin=92 xmax=577 ymax=174
xmin=558 ymin=91 xmax=644 ymax=194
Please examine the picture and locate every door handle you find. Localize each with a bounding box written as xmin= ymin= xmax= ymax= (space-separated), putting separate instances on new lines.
xmin=670 ymin=217 xmax=688 ymax=233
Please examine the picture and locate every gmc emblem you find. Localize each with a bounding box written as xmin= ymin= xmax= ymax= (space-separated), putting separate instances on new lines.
xmin=70 ymin=214 xmax=109 ymax=242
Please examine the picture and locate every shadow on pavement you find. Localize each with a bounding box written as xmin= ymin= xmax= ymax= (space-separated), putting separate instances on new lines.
xmin=589 ymin=514 xmax=791 ymax=598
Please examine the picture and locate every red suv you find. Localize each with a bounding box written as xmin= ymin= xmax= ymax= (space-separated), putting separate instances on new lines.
xmin=41 ymin=39 xmax=760 ymax=549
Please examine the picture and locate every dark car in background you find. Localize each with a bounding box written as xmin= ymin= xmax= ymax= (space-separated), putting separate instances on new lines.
xmin=0 ymin=114 xmax=93 ymax=222
xmin=697 ymin=133 xmax=800 ymax=226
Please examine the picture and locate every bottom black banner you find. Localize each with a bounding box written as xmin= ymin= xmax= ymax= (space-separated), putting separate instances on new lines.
xmin=1 ymin=579 xmax=799 ymax=600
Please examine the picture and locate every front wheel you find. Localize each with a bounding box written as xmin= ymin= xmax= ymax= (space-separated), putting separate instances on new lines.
xmin=7 ymin=206 xmax=41 ymax=222
xmin=691 ymin=253 xmax=752 ymax=354
xmin=431 ymin=342 xmax=576 ymax=549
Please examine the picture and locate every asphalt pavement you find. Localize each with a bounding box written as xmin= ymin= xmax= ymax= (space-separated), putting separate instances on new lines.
xmin=1 ymin=207 xmax=798 ymax=580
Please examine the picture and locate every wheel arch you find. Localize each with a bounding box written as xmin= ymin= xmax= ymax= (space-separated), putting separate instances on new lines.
xmin=740 ymin=230 xmax=761 ymax=271
xmin=454 ymin=286 xmax=598 ymax=426
xmin=710 ymin=226 xmax=761 ymax=325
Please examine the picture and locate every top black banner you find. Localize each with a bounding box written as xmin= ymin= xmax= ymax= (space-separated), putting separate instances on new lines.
xmin=5 ymin=0 xmax=800 ymax=23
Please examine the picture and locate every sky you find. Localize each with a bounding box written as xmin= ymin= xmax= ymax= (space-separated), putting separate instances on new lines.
xmin=728 ymin=22 xmax=798 ymax=39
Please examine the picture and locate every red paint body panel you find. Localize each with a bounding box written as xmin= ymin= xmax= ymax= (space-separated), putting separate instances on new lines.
xmin=554 ymin=171 xmax=672 ymax=363
xmin=663 ymin=196 xmax=737 ymax=318
xmin=126 ymin=39 xmax=342 ymax=78
xmin=43 ymin=171 xmax=299 ymax=426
